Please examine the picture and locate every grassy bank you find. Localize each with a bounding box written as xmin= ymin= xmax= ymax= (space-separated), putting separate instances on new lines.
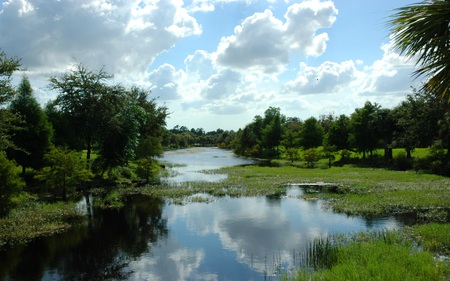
xmin=0 ymin=199 xmax=84 ymax=248
xmin=129 ymin=165 xmax=449 ymax=218
xmin=292 ymin=229 xmax=450 ymax=281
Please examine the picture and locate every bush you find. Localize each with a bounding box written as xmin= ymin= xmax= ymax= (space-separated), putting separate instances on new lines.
xmin=394 ymin=151 xmax=412 ymax=170
xmin=0 ymin=152 xmax=24 ymax=216
xmin=303 ymin=148 xmax=319 ymax=168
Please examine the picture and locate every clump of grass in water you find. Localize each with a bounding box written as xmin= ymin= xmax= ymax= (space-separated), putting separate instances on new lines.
xmin=291 ymin=230 xmax=450 ymax=281
xmin=0 ymin=201 xmax=84 ymax=248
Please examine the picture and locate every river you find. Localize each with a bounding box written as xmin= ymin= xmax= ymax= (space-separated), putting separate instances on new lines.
xmin=0 ymin=148 xmax=406 ymax=280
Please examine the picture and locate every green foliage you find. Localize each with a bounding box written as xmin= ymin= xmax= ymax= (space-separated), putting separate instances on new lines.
xmin=135 ymin=157 xmax=159 ymax=183
xmin=389 ymin=0 xmax=450 ymax=102
xmin=36 ymin=147 xmax=91 ymax=200
xmin=299 ymin=117 xmax=324 ymax=149
xmin=285 ymin=147 xmax=300 ymax=163
xmin=303 ymin=148 xmax=320 ymax=168
xmin=7 ymin=76 xmax=53 ymax=173
xmin=324 ymin=114 xmax=349 ymax=150
xmin=0 ymin=50 xmax=21 ymax=151
xmin=349 ymin=101 xmax=382 ymax=159
xmin=49 ymin=63 xmax=121 ymax=162
xmin=0 ymin=49 xmax=21 ymax=105
xmin=0 ymin=152 xmax=24 ymax=216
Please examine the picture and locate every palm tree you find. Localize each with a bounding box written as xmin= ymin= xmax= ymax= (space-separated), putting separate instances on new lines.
xmin=388 ymin=0 xmax=450 ymax=101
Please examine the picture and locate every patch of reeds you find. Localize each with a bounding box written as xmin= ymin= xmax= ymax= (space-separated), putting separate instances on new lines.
xmin=0 ymin=201 xmax=84 ymax=248
xmin=290 ymin=229 xmax=450 ymax=281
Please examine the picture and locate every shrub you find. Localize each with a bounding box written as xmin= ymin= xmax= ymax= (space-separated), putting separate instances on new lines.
xmin=0 ymin=152 xmax=24 ymax=216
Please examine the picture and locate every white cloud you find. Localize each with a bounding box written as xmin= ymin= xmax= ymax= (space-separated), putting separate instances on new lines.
xmin=1 ymin=0 xmax=201 ymax=79
xmin=283 ymin=60 xmax=360 ymax=95
xmin=145 ymin=64 xmax=185 ymax=101
xmin=214 ymin=0 xmax=337 ymax=74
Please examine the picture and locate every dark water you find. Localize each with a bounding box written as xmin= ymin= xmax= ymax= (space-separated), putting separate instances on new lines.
xmin=0 ymin=148 xmax=406 ymax=280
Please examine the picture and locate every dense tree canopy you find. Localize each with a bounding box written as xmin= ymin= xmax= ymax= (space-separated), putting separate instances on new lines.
xmin=7 ymin=76 xmax=53 ymax=174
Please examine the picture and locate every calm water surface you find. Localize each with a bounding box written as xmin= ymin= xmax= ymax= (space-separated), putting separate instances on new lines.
xmin=0 ymin=148 xmax=405 ymax=280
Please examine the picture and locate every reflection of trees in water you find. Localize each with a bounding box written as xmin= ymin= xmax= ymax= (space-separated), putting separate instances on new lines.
xmin=0 ymin=195 xmax=168 ymax=281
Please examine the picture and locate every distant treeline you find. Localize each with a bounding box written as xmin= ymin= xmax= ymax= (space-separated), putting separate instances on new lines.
xmin=168 ymin=89 xmax=450 ymax=175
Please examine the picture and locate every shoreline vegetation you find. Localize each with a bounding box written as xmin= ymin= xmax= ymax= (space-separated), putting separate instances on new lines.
xmin=1 ymin=159 xmax=450 ymax=280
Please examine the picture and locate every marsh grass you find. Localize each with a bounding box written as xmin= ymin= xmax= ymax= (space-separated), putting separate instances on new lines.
xmin=216 ymin=165 xmax=450 ymax=218
xmin=290 ymin=230 xmax=450 ymax=281
xmin=0 ymin=200 xmax=84 ymax=248
xmin=407 ymin=223 xmax=450 ymax=255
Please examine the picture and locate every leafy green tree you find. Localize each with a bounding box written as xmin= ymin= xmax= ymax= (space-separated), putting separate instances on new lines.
xmin=389 ymin=0 xmax=450 ymax=101
xmin=393 ymin=91 xmax=445 ymax=158
xmin=325 ymin=114 xmax=350 ymax=150
xmin=36 ymin=147 xmax=91 ymax=201
xmin=0 ymin=152 xmax=24 ymax=216
xmin=45 ymin=101 xmax=84 ymax=149
xmin=49 ymin=64 xmax=124 ymax=163
xmin=303 ymin=148 xmax=319 ymax=168
xmin=96 ymin=102 xmax=146 ymax=174
xmin=285 ymin=147 xmax=300 ymax=164
xmin=261 ymin=109 xmax=283 ymax=158
xmin=0 ymin=50 xmax=21 ymax=151
xmin=134 ymin=86 xmax=168 ymax=158
xmin=349 ymin=101 xmax=381 ymax=159
xmin=299 ymin=117 xmax=324 ymax=149
xmin=378 ymin=108 xmax=396 ymax=162
xmin=7 ymin=76 xmax=53 ymax=174
xmin=0 ymin=50 xmax=21 ymax=105
xmin=322 ymin=145 xmax=337 ymax=168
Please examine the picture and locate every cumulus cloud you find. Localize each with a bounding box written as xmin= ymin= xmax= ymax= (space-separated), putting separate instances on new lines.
xmin=358 ymin=42 xmax=418 ymax=97
xmin=283 ymin=60 xmax=360 ymax=95
xmin=0 ymin=0 xmax=202 ymax=78
xmin=145 ymin=64 xmax=185 ymax=101
xmin=215 ymin=0 xmax=337 ymax=74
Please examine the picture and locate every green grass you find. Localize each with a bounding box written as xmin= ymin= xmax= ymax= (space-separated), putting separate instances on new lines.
xmin=294 ymin=240 xmax=449 ymax=281
xmin=408 ymin=223 xmax=450 ymax=255
xmin=215 ymin=165 xmax=450 ymax=217
xmin=290 ymin=229 xmax=450 ymax=281
xmin=0 ymin=200 xmax=84 ymax=248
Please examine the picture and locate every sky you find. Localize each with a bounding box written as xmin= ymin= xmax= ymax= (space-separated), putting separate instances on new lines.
xmin=0 ymin=0 xmax=422 ymax=131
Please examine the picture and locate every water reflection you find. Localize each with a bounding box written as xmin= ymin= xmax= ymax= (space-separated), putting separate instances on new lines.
xmin=0 ymin=148 xmax=409 ymax=281
xmin=0 ymin=196 xmax=168 ymax=281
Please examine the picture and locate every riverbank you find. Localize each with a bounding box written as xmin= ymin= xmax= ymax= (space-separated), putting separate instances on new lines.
xmin=1 ymin=163 xmax=449 ymax=280
xmin=0 ymin=199 xmax=84 ymax=248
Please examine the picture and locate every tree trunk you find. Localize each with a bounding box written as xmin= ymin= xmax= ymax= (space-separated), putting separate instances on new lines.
xmin=406 ymin=148 xmax=412 ymax=159
xmin=62 ymin=172 xmax=67 ymax=201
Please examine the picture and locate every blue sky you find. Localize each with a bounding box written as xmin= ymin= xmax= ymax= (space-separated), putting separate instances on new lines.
xmin=1 ymin=0 xmax=421 ymax=131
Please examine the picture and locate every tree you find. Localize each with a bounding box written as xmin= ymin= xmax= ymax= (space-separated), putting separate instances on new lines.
xmin=325 ymin=114 xmax=350 ymax=150
xmin=303 ymin=148 xmax=319 ymax=168
xmin=36 ymin=147 xmax=91 ymax=201
xmin=7 ymin=76 xmax=53 ymax=174
xmin=299 ymin=117 xmax=324 ymax=149
xmin=378 ymin=108 xmax=396 ymax=163
xmin=0 ymin=50 xmax=21 ymax=105
xmin=389 ymin=0 xmax=450 ymax=101
xmin=49 ymin=64 xmax=123 ymax=163
xmin=134 ymin=86 xmax=168 ymax=158
xmin=393 ymin=90 xmax=445 ymax=157
xmin=0 ymin=152 xmax=24 ymax=216
xmin=96 ymin=101 xmax=146 ymax=174
xmin=0 ymin=50 xmax=21 ymax=151
xmin=349 ymin=102 xmax=381 ymax=159
xmin=261 ymin=109 xmax=283 ymax=158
